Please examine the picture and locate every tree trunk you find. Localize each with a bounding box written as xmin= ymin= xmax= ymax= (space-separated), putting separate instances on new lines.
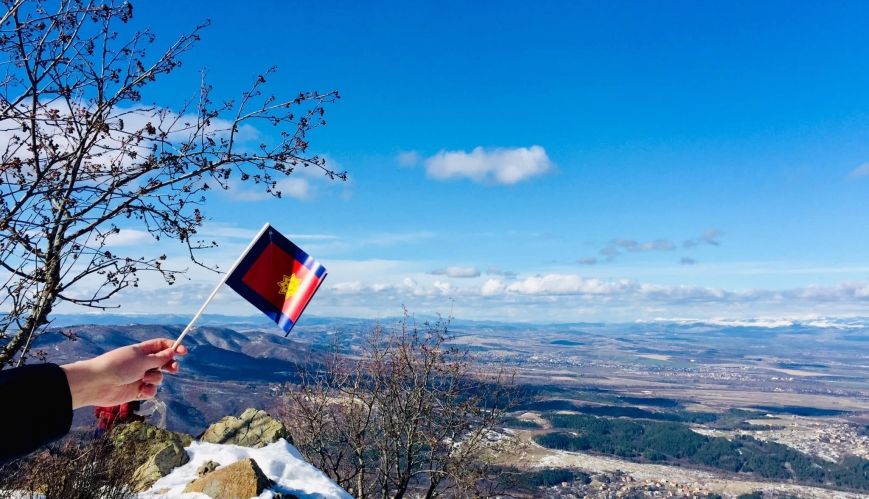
xmin=424 ymin=481 xmax=438 ymax=499
xmin=0 ymin=232 xmax=62 ymax=368
xmin=0 ymin=286 xmax=54 ymax=368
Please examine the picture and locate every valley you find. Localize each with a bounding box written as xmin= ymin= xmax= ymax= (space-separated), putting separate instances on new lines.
xmin=36 ymin=315 xmax=869 ymax=497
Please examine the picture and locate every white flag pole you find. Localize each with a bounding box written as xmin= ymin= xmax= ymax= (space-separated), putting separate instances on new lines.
xmin=171 ymin=222 xmax=271 ymax=350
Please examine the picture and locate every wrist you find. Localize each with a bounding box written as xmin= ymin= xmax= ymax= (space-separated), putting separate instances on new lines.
xmin=61 ymin=360 xmax=100 ymax=409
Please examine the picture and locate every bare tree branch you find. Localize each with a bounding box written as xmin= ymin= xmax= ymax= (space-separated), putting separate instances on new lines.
xmin=0 ymin=0 xmax=344 ymax=367
xmin=281 ymin=315 xmax=518 ymax=499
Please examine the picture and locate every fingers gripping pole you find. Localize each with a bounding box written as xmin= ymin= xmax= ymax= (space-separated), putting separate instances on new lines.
xmin=171 ymin=223 xmax=271 ymax=350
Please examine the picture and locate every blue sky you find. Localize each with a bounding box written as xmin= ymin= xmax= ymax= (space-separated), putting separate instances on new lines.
xmin=84 ymin=1 xmax=869 ymax=322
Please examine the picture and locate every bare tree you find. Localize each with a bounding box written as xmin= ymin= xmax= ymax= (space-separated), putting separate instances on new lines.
xmin=0 ymin=0 xmax=344 ymax=367
xmin=0 ymin=433 xmax=137 ymax=499
xmin=281 ymin=315 xmax=517 ymax=499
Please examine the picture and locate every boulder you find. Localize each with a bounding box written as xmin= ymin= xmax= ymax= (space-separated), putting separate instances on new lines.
xmin=200 ymin=408 xmax=289 ymax=448
xmin=183 ymin=458 xmax=273 ymax=499
xmin=110 ymin=421 xmax=192 ymax=490
xmin=132 ymin=442 xmax=188 ymax=490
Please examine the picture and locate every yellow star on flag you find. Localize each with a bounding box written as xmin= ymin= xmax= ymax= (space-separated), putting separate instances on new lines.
xmin=277 ymin=273 xmax=301 ymax=297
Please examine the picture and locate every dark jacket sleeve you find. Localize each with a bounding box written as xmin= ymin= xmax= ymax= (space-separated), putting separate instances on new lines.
xmin=0 ymin=363 xmax=73 ymax=464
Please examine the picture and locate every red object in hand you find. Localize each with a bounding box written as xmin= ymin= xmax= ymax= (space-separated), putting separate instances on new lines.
xmin=94 ymin=401 xmax=143 ymax=431
xmin=94 ymin=405 xmax=119 ymax=431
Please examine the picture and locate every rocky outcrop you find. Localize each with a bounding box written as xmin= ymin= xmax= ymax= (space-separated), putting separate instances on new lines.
xmin=200 ymin=407 xmax=290 ymax=448
xmin=110 ymin=421 xmax=193 ymax=490
xmin=116 ymin=409 xmax=348 ymax=497
xmin=183 ymin=458 xmax=273 ymax=499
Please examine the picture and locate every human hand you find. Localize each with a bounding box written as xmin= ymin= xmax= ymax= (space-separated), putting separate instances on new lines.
xmin=61 ymin=338 xmax=187 ymax=409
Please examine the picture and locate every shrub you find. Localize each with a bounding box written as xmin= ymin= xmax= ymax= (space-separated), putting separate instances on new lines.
xmin=0 ymin=433 xmax=136 ymax=499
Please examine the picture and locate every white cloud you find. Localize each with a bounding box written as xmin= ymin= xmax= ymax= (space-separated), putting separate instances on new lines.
xmin=103 ymin=229 xmax=155 ymax=247
xmin=56 ymin=251 xmax=869 ymax=323
xmin=17 ymin=102 xmax=330 ymax=204
xmin=638 ymin=282 xmax=728 ymax=302
xmin=0 ymin=104 xmax=260 ymax=178
xmin=331 ymin=281 xmax=366 ymax=295
xmin=277 ymin=177 xmax=313 ymax=200
xmin=505 ymin=274 xmax=634 ymax=296
xmin=424 ymin=145 xmax=553 ymax=185
xmin=481 ymin=278 xmax=504 ymax=296
xmin=223 ymin=177 xmax=312 ymax=202
xmin=430 ymin=266 xmax=481 ymax=278
xmin=113 ymin=105 xmax=260 ymax=146
xmin=433 ymin=280 xmax=452 ymax=295
xmin=328 ymin=276 xmax=455 ymax=298
xmin=219 ymin=154 xmax=346 ymax=203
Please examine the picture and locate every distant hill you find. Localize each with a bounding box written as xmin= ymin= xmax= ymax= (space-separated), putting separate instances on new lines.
xmin=24 ymin=314 xmax=869 ymax=435
xmin=32 ymin=323 xmax=326 ymax=434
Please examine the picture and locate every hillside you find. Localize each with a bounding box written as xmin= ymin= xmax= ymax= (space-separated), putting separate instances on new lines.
xmin=33 ymin=323 xmax=324 ymax=434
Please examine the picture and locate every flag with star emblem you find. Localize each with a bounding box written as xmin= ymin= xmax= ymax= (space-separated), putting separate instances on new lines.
xmin=225 ymin=224 xmax=327 ymax=335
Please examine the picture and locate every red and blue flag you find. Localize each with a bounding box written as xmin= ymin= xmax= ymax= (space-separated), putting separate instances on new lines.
xmin=226 ymin=225 xmax=327 ymax=335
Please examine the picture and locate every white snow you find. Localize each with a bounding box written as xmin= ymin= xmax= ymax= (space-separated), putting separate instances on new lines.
xmin=139 ymin=439 xmax=352 ymax=499
xmin=640 ymin=316 xmax=867 ymax=329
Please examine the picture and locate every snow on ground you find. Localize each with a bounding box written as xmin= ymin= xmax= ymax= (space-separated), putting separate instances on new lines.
xmin=140 ymin=439 xmax=352 ymax=499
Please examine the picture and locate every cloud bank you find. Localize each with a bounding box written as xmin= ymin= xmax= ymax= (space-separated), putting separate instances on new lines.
xmin=314 ymin=272 xmax=869 ymax=322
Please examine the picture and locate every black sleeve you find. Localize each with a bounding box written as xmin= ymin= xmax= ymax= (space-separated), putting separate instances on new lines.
xmin=0 ymin=363 xmax=73 ymax=464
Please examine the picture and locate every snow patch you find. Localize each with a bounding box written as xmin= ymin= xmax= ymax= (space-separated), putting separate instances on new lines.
xmin=140 ymin=439 xmax=351 ymax=499
xmin=639 ymin=316 xmax=867 ymax=329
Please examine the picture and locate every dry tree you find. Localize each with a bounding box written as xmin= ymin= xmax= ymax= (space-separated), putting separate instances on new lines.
xmin=0 ymin=432 xmax=137 ymax=499
xmin=281 ymin=315 xmax=518 ymax=499
xmin=0 ymin=0 xmax=344 ymax=367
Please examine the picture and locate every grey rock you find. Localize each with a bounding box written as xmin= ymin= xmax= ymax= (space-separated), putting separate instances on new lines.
xmin=200 ymin=408 xmax=289 ymax=448
xmin=110 ymin=421 xmax=192 ymax=491
xmin=133 ymin=441 xmax=188 ymax=490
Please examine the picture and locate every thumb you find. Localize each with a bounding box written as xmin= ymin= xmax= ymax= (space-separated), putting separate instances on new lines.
xmin=144 ymin=347 xmax=176 ymax=370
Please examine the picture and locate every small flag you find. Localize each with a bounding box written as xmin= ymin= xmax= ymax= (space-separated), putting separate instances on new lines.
xmin=225 ymin=225 xmax=326 ymax=335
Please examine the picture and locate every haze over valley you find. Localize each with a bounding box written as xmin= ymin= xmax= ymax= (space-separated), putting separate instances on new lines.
xmin=39 ymin=314 xmax=869 ymax=498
